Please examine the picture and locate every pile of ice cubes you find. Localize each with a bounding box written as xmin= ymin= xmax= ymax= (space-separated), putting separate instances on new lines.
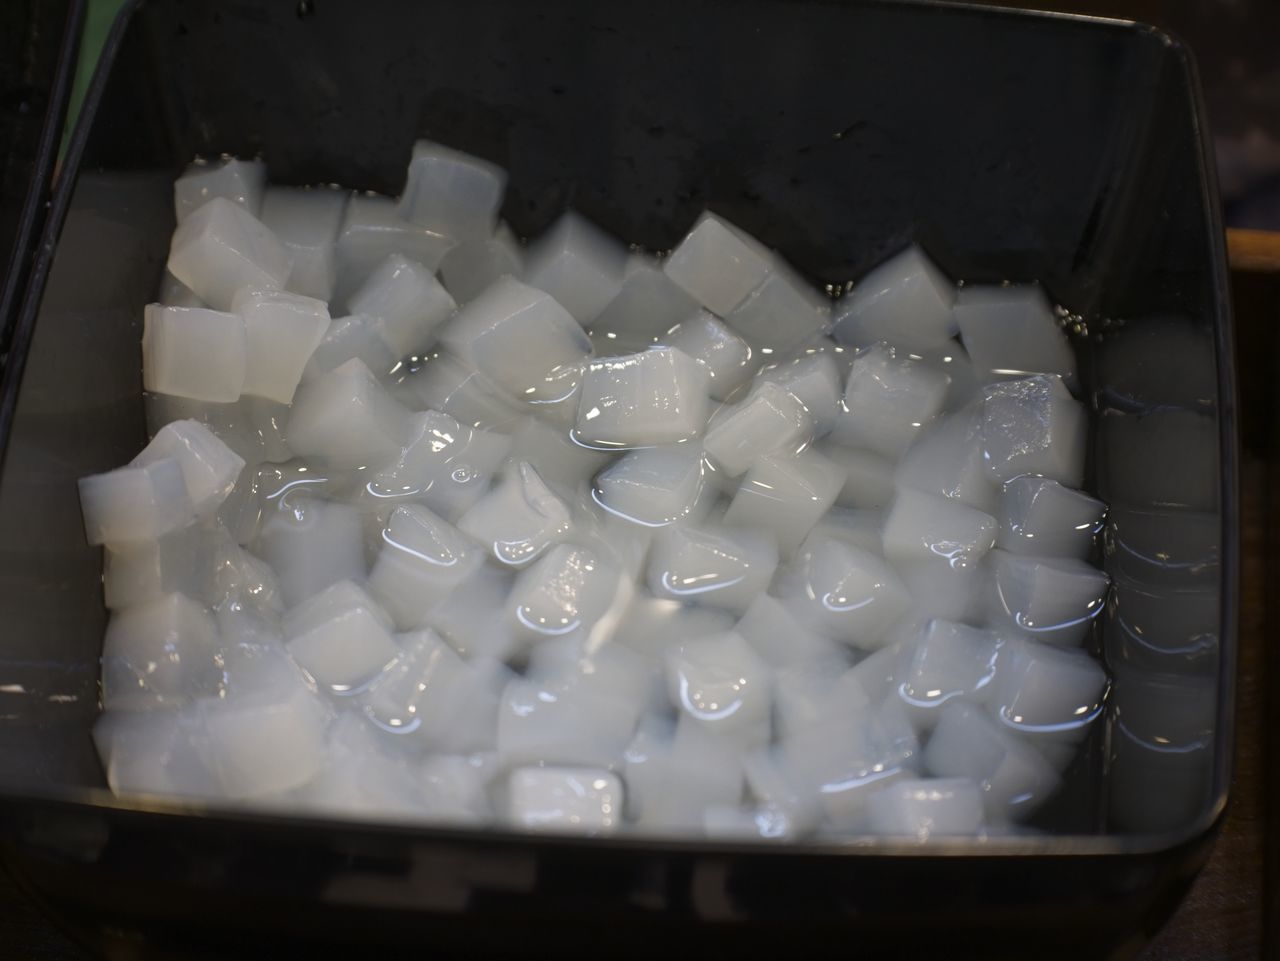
xmin=80 ymin=142 xmax=1110 ymax=841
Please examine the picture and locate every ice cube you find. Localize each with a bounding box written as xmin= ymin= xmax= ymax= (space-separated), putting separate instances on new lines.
xmin=665 ymin=631 xmax=772 ymax=747
xmin=725 ymin=257 xmax=831 ymax=354
xmin=303 ymin=312 xmax=402 ymax=380
xmin=287 ymin=359 xmax=412 ymax=470
xmin=624 ymin=717 xmax=745 ymax=832
xmin=417 ymin=754 xmax=495 ymax=824
xmin=1096 ymin=409 xmax=1218 ymax=512
xmin=986 ymin=549 xmax=1110 ymax=647
xmin=997 ymin=476 xmax=1105 ymax=560
xmin=593 ymin=444 xmax=707 ymax=527
xmin=283 ymin=580 xmax=400 ymax=692
xmin=100 ymin=593 xmax=221 ymax=710
xmin=79 ymin=457 xmax=194 ymax=547
xmin=954 ymin=284 xmax=1076 ymax=388
xmin=882 ymin=488 xmax=996 ymax=570
xmin=804 ymin=506 xmax=885 ymax=558
xmin=258 ymin=184 xmax=348 ymax=301
xmin=664 ymin=212 xmax=773 ymax=316
xmin=893 ymin=619 xmax=1004 ymax=730
xmin=757 ymin=353 xmax=843 ymax=435
xmin=502 ymin=417 xmax=612 ymax=494
xmin=868 ymin=777 xmax=985 ymax=839
xmin=131 ymin=419 xmax=245 ymax=517
xmin=702 ymin=381 xmax=813 ymax=477
xmin=831 ymin=343 xmax=949 ymax=460
xmin=612 ymin=596 xmax=736 ymax=662
xmin=173 ymin=157 xmax=266 ymax=223
xmin=457 ymin=461 xmax=573 ymax=567
xmin=438 ymin=222 xmax=524 ymax=304
xmin=832 ymin=246 xmax=956 ymax=353
xmin=506 ymin=544 xmax=618 ymax=644
xmin=574 ymin=347 xmax=710 ymax=448
xmin=590 ymin=263 xmax=700 ymax=351
xmin=734 ymin=594 xmax=839 ymax=668
xmin=981 ymin=375 xmax=1086 ymax=487
xmin=93 ymin=708 xmax=221 ymax=798
xmin=497 ymin=677 xmax=639 ymax=768
xmin=819 ymin=443 xmax=895 ymax=510
xmin=923 ymin=701 xmax=1061 ymax=822
xmin=897 ymin=557 xmax=988 ymax=623
xmin=103 ymin=523 xmax=223 ymax=609
xmin=647 ymin=523 xmax=778 ymax=615
xmin=522 ymin=212 xmax=630 ymax=325
xmin=506 ymin=766 xmax=622 ymax=835
xmin=231 ymin=287 xmax=330 ymax=404
xmin=159 ymin=269 xmax=204 ymax=307
xmin=724 ymin=449 xmax=842 ymax=556
xmin=257 ymin=497 xmax=365 ymax=607
xmin=348 ymin=254 xmax=457 ymax=357
xmin=894 ymin=403 xmax=998 ymax=515
xmin=167 ymin=198 xmax=292 ymax=310
xmin=663 ymin=310 xmax=754 ymax=401
xmin=300 ymin=713 xmax=426 ymax=819
xmin=988 ymin=637 xmax=1108 ymax=744
xmin=741 ymin=747 xmax=822 ymax=834
xmin=396 ymin=351 xmax=527 ymax=431
xmin=912 ymin=341 xmax=982 ymax=413
xmin=398 ymin=140 xmax=507 ymax=243
xmin=142 ymin=304 xmax=248 ymax=403
xmin=772 ymin=658 xmax=871 ymax=742
xmin=702 ymin=805 xmax=794 ymax=840
xmin=424 ymin=562 xmax=519 ymax=661
xmin=333 ymin=192 xmax=455 ymax=307
xmin=779 ymin=535 xmax=911 ymax=649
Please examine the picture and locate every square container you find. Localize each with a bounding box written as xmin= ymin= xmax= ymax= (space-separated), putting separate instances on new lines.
xmin=0 ymin=1 xmax=1236 ymax=958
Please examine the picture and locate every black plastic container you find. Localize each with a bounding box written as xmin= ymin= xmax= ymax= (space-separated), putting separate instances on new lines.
xmin=0 ymin=1 xmax=1236 ymax=958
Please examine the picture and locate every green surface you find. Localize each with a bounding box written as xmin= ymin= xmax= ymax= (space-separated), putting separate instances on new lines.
xmin=61 ymin=0 xmax=128 ymax=156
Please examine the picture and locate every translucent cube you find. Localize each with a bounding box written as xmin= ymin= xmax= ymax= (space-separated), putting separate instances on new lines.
xmin=757 ymin=353 xmax=843 ymax=434
xmin=303 ymin=313 xmax=401 ymax=380
xmin=725 ymin=256 xmax=831 ymax=354
xmin=832 ymin=246 xmax=956 ymax=353
xmin=574 ymin=347 xmax=710 ymax=449
xmin=438 ymin=222 xmax=524 ymax=304
xmin=954 ymin=284 xmax=1076 ymax=387
xmin=893 ymin=619 xmax=1004 ymax=729
xmin=101 ymin=593 xmax=221 ymax=710
xmin=646 ymin=523 xmax=777 ymax=614
xmin=989 ymin=638 xmax=1108 ymax=744
xmin=283 ymin=580 xmax=400 ymax=692
xmin=893 ymin=404 xmax=998 ymax=515
xmin=142 ymin=304 xmax=247 ymax=403
xmin=804 ymin=506 xmax=885 ymax=560
xmin=366 ymin=504 xmax=484 ymax=630
xmin=396 ymin=351 xmax=527 ymax=432
xmin=523 ymin=212 xmax=630 ymax=325
xmin=348 ymin=253 xmax=458 ymax=357
xmin=102 ymin=523 xmax=224 ymax=609
xmin=424 ymin=562 xmax=519 ymax=661
xmin=702 ymin=805 xmax=794 ymax=840
xmin=986 ymin=549 xmax=1110 ymax=647
xmin=734 ymin=594 xmax=838 ymax=668
xmin=665 ymin=631 xmax=772 ymax=747
xmin=504 ymin=416 xmax=613 ymax=493
xmin=593 ymin=444 xmax=707 ymax=527
xmin=497 ymin=677 xmax=639 ymax=768
xmin=663 ymin=212 xmax=773 ymax=316
xmin=703 ymin=381 xmax=813 ymax=476
xmin=624 ymin=717 xmax=745 ymax=832
xmin=723 ymin=449 xmax=842 ymax=556
xmin=258 ymin=184 xmax=348 ymax=301
xmin=831 ymin=343 xmax=949 ymax=460
xmin=779 ymin=535 xmax=911 ymax=649
xmin=457 ymin=461 xmax=573 ymax=567
xmin=286 ymin=359 xmax=413 ymax=470
xmin=997 ymin=476 xmax=1105 ymax=559
xmin=590 ymin=263 xmax=699 ymax=350
xmin=257 ymin=497 xmax=366 ymax=607
xmin=868 ymin=777 xmax=985 ymax=839
xmin=173 ymin=157 xmax=266 ymax=223
xmin=398 ymin=140 xmax=507 ymax=243
xmin=159 ymin=269 xmax=204 ymax=307
xmin=167 ymin=198 xmax=293 ymax=310
xmin=980 ymin=375 xmax=1086 ymax=487
xmin=505 ymin=544 xmax=618 ymax=645
xmin=131 ymin=419 xmax=245 ymax=518
xmin=334 ymin=192 xmax=456 ymax=307
xmin=506 ymin=767 xmax=622 ymax=835
xmin=439 ymin=275 xmax=590 ymax=409
xmin=897 ymin=557 xmax=988 ymax=624
xmin=417 ymin=754 xmax=494 ymax=825
xmin=663 ymin=310 xmax=754 ymax=401
xmin=819 ymin=443 xmax=895 ymax=510
xmin=612 ymin=596 xmax=735 ymax=662
xmin=80 ymin=457 xmax=195 ymax=552
xmin=882 ymin=488 xmax=997 ymax=570
xmin=231 ymin=287 xmax=330 ymax=404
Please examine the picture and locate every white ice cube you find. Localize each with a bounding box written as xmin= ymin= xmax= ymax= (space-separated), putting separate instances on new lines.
xmin=506 ymin=544 xmax=618 ymax=644
xmin=647 ymin=523 xmax=778 ymax=614
xmin=894 ymin=403 xmax=998 ymax=515
xmin=997 ymin=476 xmax=1105 ymax=559
xmin=663 ymin=310 xmax=754 ymax=401
xmin=456 ymin=461 xmax=573 ymax=567
xmin=612 ymin=596 xmax=736 ymax=661
xmin=574 ymin=347 xmax=710 ymax=448
xmin=664 ymin=212 xmax=773 ymax=316
xmin=333 ymin=192 xmax=455 ymax=307
xmin=131 ymin=419 xmax=245 ymax=517
xmin=231 ymin=287 xmax=330 ymax=404
xmin=734 ymin=594 xmax=838 ymax=668
xmin=257 ymin=497 xmax=366 ymax=607
xmin=868 ymin=777 xmax=985 ymax=839
xmin=590 ymin=263 xmax=699 ymax=351
xmin=438 ymin=222 xmax=524 ymax=304
xmin=397 ymin=350 xmax=527 ymax=431
xmin=417 ymin=754 xmax=495 ymax=824
xmin=832 ymin=246 xmax=956 ymax=353
xmin=173 ymin=158 xmax=266 ymax=223
xmin=425 ymin=562 xmax=519 ymax=661
xmin=258 ymin=184 xmax=348 ymax=301
xmin=624 ymin=717 xmax=745 ymax=832
xmin=725 ymin=257 xmax=831 ymax=354
xmin=757 ymin=353 xmax=842 ymax=435
xmin=703 ymin=381 xmax=813 ymax=476
xmin=988 ymin=637 xmax=1108 ymax=743
xmin=102 ymin=522 xmax=225 ymax=610
xmin=819 ymin=443 xmax=895 ymax=510
xmin=167 ymin=198 xmax=292 ymax=310
xmin=897 ymin=557 xmax=988 ymax=624
xmin=954 ymin=284 xmax=1076 ymax=387
xmin=723 ymin=449 xmax=843 ymax=556
xmin=348 ymin=254 xmax=457 ymax=357
xmin=303 ymin=312 xmax=400 ymax=380
xmin=522 ymin=212 xmax=629 ymax=325
xmin=593 ymin=444 xmax=707 ymax=527
xmin=779 ymin=535 xmax=910 ymax=649
xmin=882 ymin=488 xmax=996 ymax=570
xmin=894 ymin=619 xmax=1004 ymax=729
xmin=398 ymin=140 xmax=507 ymax=243
xmin=497 ymin=677 xmax=639 ymax=768
xmin=831 ymin=343 xmax=949 ymax=459
xmin=366 ymin=504 xmax=484 ymax=630
xmin=986 ymin=549 xmax=1110 ymax=647
xmin=805 ymin=506 xmax=885 ymax=558
xmin=495 ymin=417 xmax=606 ymax=493
xmin=981 ymin=375 xmax=1086 ymax=486
xmin=287 ymin=359 xmax=412 ymax=470
xmin=93 ymin=709 xmax=219 ymax=798
xmin=666 ymin=631 xmax=772 ymax=746
xmin=79 ymin=457 xmax=193 ymax=547
xmin=506 ymin=766 xmax=622 ymax=835
xmin=158 ymin=269 xmax=204 ymax=308
xmin=101 ymin=593 xmax=221 ymax=710
xmin=283 ymin=580 xmax=400 ymax=692
xmin=142 ymin=304 xmax=247 ymax=403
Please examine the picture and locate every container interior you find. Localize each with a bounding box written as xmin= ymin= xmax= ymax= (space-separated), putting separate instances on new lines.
xmin=0 ymin=0 xmax=1229 ymax=841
